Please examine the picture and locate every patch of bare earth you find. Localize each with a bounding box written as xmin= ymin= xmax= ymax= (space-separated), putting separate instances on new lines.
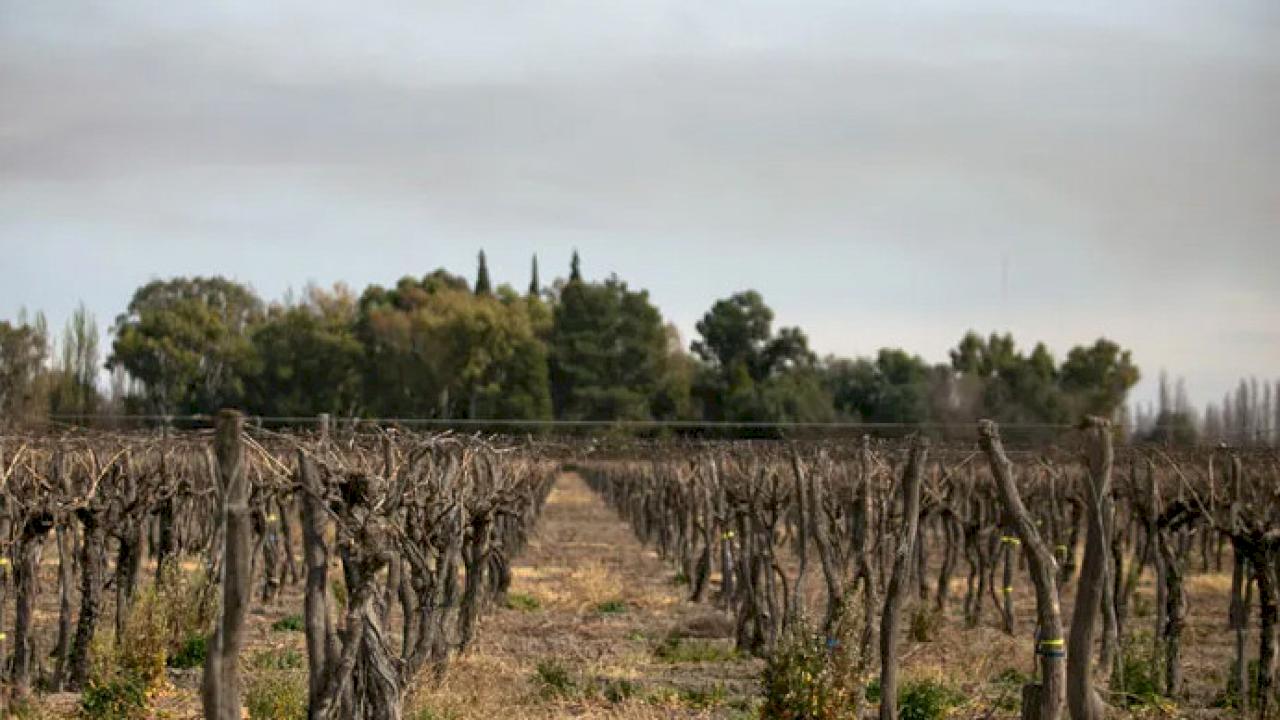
xmin=407 ymin=472 xmax=759 ymax=719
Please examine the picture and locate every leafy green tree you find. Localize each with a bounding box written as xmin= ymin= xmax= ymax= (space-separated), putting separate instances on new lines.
xmin=947 ymin=331 xmax=1138 ymax=426
xmin=692 ymin=291 xmax=775 ymax=382
xmin=358 ymin=273 xmax=551 ymax=419
xmin=107 ymin=277 xmax=263 ymax=414
xmin=651 ymin=325 xmax=698 ymax=421
xmin=947 ymin=332 xmax=1057 ymax=424
xmin=1060 ymin=338 xmax=1140 ymax=417
xmin=757 ymin=367 xmax=835 ymax=424
xmin=692 ymin=291 xmax=827 ymax=423
xmin=414 ymin=286 xmax=550 ymax=419
xmin=356 ymin=270 xmax=468 ymax=416
xmin=245 ymin=284 xmax=363 ymax=418
xmin=548 ymin=269 xmax=672 ymax=421
xmin=824 ymin=350 xmax=932 ymax=425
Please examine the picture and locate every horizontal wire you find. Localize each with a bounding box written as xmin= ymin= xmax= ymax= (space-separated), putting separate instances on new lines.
xmin=43 ymin=414 xmax=1080 ymax=429
xmin=37 ymin=414 xmax=1276 ymax=438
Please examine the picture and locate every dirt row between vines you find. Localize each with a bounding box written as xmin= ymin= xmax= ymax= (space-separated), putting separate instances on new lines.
xmin=408 ymin=471 xmax=761 ymax=719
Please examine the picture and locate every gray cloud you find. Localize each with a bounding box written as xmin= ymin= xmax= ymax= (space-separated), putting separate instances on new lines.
xmin=1 ymin=0 xmax=1277 ymax=407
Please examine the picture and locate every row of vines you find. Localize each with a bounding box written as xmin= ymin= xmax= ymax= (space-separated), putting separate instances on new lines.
xmin=0 ymin=410 xmax=557 ymax=719
xmin=582 ymin=419 xmax=1280 ymax=719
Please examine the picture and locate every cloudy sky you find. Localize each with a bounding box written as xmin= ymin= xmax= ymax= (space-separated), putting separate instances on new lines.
xmin=2 ymin=0 xmax=1277 ymax=408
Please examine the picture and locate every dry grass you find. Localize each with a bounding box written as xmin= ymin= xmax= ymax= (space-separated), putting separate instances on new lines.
xmin=407 ymin=473 xmax=760 ymax=719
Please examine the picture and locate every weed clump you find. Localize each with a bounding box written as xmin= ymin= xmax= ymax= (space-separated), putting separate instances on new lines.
xmin=533 ymin=659 xmax=578 ymax=700
xmin=79 ymin=676 xmax=149 ymax=720
xmin=271 ymin=614 xmax=305 ymax=633
xmin=250 ymin=648 xmax=305 ymax=671
xmin=680 ymin=683 xmax=728 ymax=709
xmin=80 ymin=560 xmax=216 ymax=718
xmin=505 ymin=593 xmax=541 ymax=611
xmin=1112 ymin=632 xmax=1168 ymax=709
xmin=655 ymin=635 xmax=736 ymax=663
xmin=245 ymin=668 xmax=307 ymax=720
xmin=596 ymin=599 xmax=628 ymax=615
xmin=760 ymin=606 xmax=866 ymax=720
xmin=602 ymin=678 xmax=637 ymax=703
xmin=167 ymin=633 xmax=207 ymax=669
xmin=898 ymin=678 xmax=964 ymax=720
xmin=989 ymin=668 xmax=1031 ymax=711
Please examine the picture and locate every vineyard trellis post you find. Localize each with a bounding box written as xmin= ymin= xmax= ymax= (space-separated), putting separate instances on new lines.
xmin=9 ymin=451 xmax=57 ymax=697
xmin=879 ymin=435 xmax=928 ymax=720
xmin=300 ymin=416 xmax=336 ymax=716
xmin=201 ymin=409 xmax=251 ymax=720
xmin=979 ymin=420 xmax=1065 ymax=720
xmin=1066 ymin=416 xmax=1113 ymax=720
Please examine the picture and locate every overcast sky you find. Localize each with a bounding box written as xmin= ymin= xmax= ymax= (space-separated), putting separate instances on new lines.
xmin=2 ymin=0 xmax=1277 ymax=409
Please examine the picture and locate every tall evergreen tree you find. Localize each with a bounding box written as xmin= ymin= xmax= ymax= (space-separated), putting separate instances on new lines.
xmin=51 ymin=302 xmax=100 ymax=417
xmin=569 ymin=250 xmax=582 ymax=283
xmin=529 ymin=254 xmax=540 ymax=296
xmin=474 ymin=250 xmax=492 ymax=296
xmin=548 ymin=275 xmax=668 ymax=420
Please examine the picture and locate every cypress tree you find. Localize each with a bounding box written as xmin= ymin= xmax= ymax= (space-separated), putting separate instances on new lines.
xmin=475 ymin=250 xmax=492 ymax=296
xmin=569 ymin=250 xmax=582 ymax=283
xmin=529 ymin=255 xmax=540 ymax=296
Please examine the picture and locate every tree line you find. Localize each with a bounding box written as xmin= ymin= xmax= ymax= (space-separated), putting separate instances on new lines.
xmin=1132 ymin=371 xmax=1280 ymax=446
xmin=0 ymin=250 xmax=1204 ymax=437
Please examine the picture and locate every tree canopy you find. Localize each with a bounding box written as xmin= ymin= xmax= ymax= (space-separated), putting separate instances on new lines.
xmin=549 ymin=268 xmax=674 ymax=421
xmin=107 ymin=277 xmax=263 ymax=414
xmin=692 ymin=290 xmax=829 ymax=424
xmin=4 ymin=251 xmax=1156 ymax=439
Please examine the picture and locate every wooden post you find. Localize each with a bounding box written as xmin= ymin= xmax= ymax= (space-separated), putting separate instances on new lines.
xmin=980 ymin=420 xmax=1065 ymax=720
xmin=202 ymin=409 xmax=250 ymax=720
xmin=51 ymin=476 xmax=76 ymax=690
xmin=155 ymin=422 xmax=176 ymax=584
xmin=69 ymin=495 xmax=107 ymax=690
xmin=10 ymin=454 xmax=56 ymax=696
xmin=1067 ymin=417 xmax=1113 ymax=720
xmin=1227 ymin=454 xmax=1251 ymax=708
xmin=300 ymin=443 xmax=334 ymax=716
xmin=879 ymin=436 xmax=928 ymax=720
xmin=853 ymin=435 xmax=882 ymax=720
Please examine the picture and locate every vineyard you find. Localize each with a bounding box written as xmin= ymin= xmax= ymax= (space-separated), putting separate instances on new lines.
xmin=0 ymin=413 xmax=1276 ymax=719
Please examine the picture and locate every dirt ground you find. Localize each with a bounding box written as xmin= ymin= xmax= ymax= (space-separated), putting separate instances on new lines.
xmin=12 ymin=472 xmax=1253 ymax=718
xmin=407 ymin=472 xmax=761 ymax=719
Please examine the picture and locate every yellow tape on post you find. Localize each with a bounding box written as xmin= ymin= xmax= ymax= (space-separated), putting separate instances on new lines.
xmin=1037 ymin=638 xmax=1065 ymax=657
